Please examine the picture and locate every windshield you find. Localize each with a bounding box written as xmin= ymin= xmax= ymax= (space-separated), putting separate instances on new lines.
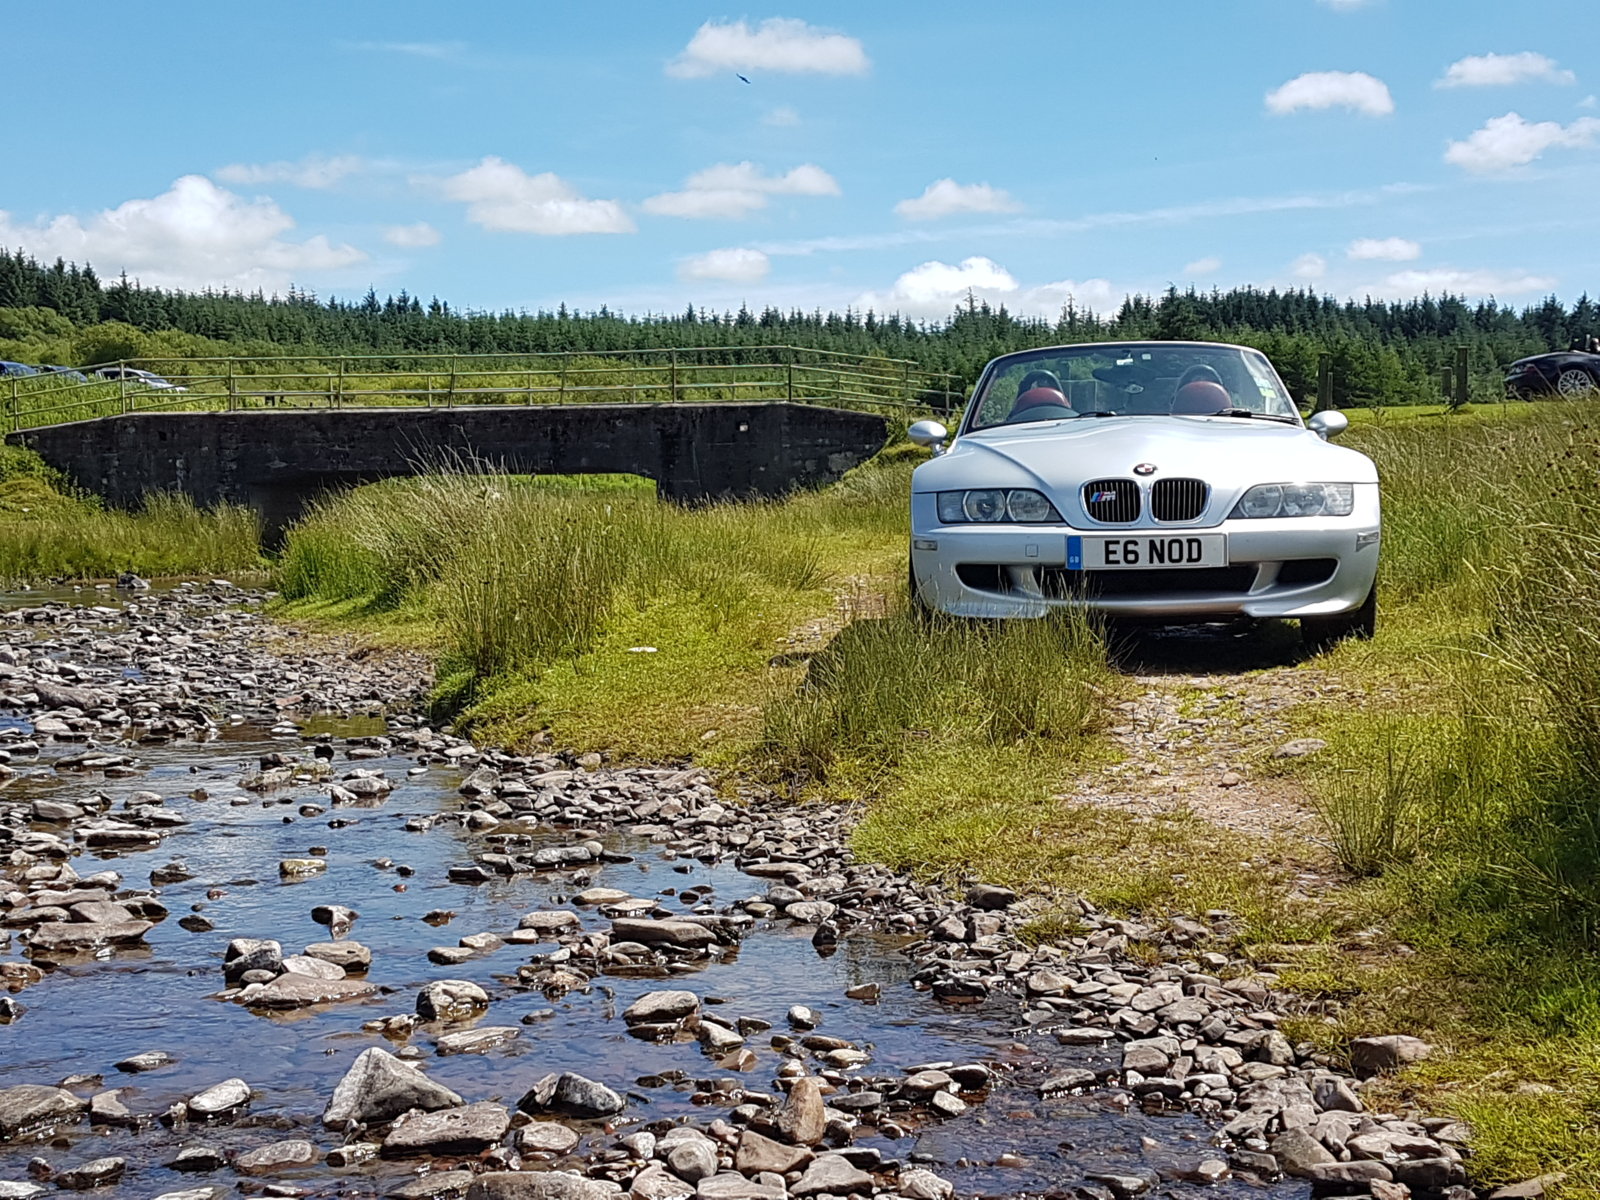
xmin=967 ymin=343 xmax=1300 ymax=430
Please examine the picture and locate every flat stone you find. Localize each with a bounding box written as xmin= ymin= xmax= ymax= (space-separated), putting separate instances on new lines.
xmin=52 ymin=1158 xmax=125 ymax=1190
xmin=518 ymin=1122 xmax=581 ymax=1155
xmin=188 ymin=1079 xmax=252 ymax=1118
xmin=899 ymin=1168 xmax=954 ymax=1200
xmin=735 ymin=1130 xmax=813 ymax=1175
xmin=436 ymin=1026 xmax=520 ymax=1055
xmin=573 ymin=888 xmax=631 ymax=905
xmin=387 ymin=1170 xmax=475 ymax=1199
xmin=696 ymin=1176 xmax=786 ymax=1200
xmin=0 ymin=1182 xmax=45 ymax=1199
xmin=792 ymin=1154 xmax=872 ymax=1196
xmin=169 ymin=1145 xmax=228 ymax=1172
xmin=1304 ymin=1161 xmax=1394 ymax=1185
xmin=241 ymin=974 xmax=375 ymax=1009
xmin=623 ymin=990 xmax=699 ymax=1025
xmin=382 ymin=1101 xmax=510 ymax=1157
xmin=25 ymin=920 xmax=151 ymax=952
xmin=303 ymin=941 xmax=371 ymax=972
xmin=114 ymin=1051 xmax=175 ymax=1074
xmin=466 ymin=1172 xmax=616 ymax=1200
xmin=610 ymin=918 xmax=715 ymax=949
xmin=0 ymin=1085 xmax=88 ymax=1137
xmin=1349 ymin=1035 xmax=1433 ymax=1074
xmin=1271 ymin=1128 xmax=1335 ymax=1178
xmin=632 ymin=1164 xmax=695 ymax=1200
xmin=280 ymin=954 xmax=346 ymax=980
xmin=324 ymin=1047 xmax=464 ymax=1128
xmin=236 ymin=1139 xmax=318 ymax=1174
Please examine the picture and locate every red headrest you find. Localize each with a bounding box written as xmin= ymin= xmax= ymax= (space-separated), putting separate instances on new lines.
xmin=1172 ymin=380 xmax=1231 ymax=414
xmin=1012 ymin=386 xmax=1070 ymax=413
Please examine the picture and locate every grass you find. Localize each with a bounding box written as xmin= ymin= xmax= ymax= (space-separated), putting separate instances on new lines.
xmin=0 ymin=447 xmax=263 ymax=583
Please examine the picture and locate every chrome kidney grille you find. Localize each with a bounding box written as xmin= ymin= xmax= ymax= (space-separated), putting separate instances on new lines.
xmin=1151 ymin=477 xmax=1210 ymax=522
xmin=1082 ymin=478 xmax=1140 ymax=523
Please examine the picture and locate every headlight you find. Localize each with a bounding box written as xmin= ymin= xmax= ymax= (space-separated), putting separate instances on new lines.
xmin=1230 ymin=483 xmax=1354 ymax=518
xmin=936 ymin=489 xmax=1063 ymax=524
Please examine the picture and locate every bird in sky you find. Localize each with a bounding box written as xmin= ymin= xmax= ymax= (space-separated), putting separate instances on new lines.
xmin=736 ymin=73 xmax=751 ymax=84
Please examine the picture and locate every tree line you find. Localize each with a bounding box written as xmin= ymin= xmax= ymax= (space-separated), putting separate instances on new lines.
xmin=1 ymin=248 xmax=1594 ymax=406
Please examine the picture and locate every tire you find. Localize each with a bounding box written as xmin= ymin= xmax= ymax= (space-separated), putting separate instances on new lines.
xmin=1301 ymin=583 xmax=1376 ymax=652
xmin=1556 ymin=367 xmax=1599 ymax=398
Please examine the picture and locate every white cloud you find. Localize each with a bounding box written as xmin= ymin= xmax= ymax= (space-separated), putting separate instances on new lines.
xmin=893 ymin=179 xmax=1022 ymax=221
xmin=1266 ymin=71 xmax=1394 ymax=116
xmin=1581 ymin=95 xmax=1599 ymax=110
xmin=667 ymin=18 xmax=868 ymax=79
xmin=1436 ymin=52 xmax=1575 ymax=89
xmin=854 ymin=256 xmax=1120 ymax=321
xmin=1444 ymin=112 xmax=1600 ymax=173
xmin=1291 ymin=253 xmax=1328 ymax=280
xmin=642 ymin=162 xmax=839 ymax=220
xmin=1374 ymin=267 xmax=1556 ymax=297
xmin=0 ymin=175 xmax=364 ymax=293
xmin=1183 ymin=256 xmax=1222 ymax=275
xmin=1347 ymin=236 xmax=1420 ymax=261
xmin=678 ymin=248 xmax=770 ymax=284
xmin=428 ymin=157 xmax=634 ymax=235
xmin=383 ymin=222 xmax=441 ymax=248
xmin=215 ymin=154 xmax=364 ymax=190
xmin=762 ymin=105 xmax=801 ymax=127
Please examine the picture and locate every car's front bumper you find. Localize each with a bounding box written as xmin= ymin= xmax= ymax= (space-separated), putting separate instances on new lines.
xmin=910 ymin=487 xmax=1380 ymax=620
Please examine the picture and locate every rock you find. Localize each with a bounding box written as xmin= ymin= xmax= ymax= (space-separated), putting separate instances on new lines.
xmin=696 ymin=1177 xmax=785 ymax=1200
xmin=1349 ymin=1035 xmax=1434 ymax=1074
xmin=610 ymin=918 xmax=715 ymax=949
xmin=323 ymin=1047 xmax=464 ymax=1128
xmin=0 ymin=1085 xmax=88 ymax=1137
xmin=467 ymin=1172 xmax=616 ymax=1200
xmin=735 ymin=1131 xmax=812 ymax=1175
xmin=312 ymin=904 xmax=359 ymax=931
xmin=574 ymin=888 xmax=631 ymax=905
xmin=327 ymin=1143 xmax=380 ymax=1168
xmin=436 ymin=1027 xmax=521 ymax=1055
xmin=1273 ymin=738 xmax=1327 ymax=758
xmin=844 ymin=983 xmax=879 ymax=1002
xmin=1304 ymin=1161 xmax=1393 ymax=1185
xmin=188 ymin=1079 xmax=252 ymax=1118
xmin=222 ymin=938 xmax=283 ymax=981
xmin=388 ymin=1170 xmax=475 ymax=1198
xmin=518 ymin=911 xmax=582 ymax=936
xmin=519 ymin=1122 xmax=581 ymax=1155
xmin=965 ymin=883 xmax=1017 ymax=910
xmin=1271 ymin=1128 xmax=1336 ymax=1177
xmin=776 ymin=1076 xmax=827 ymax=1146
xmin=666 ymin=1137 xmax=718 ymax=1184
xmin=785 ymin=1006 xmax=820 ymax=1030
xmin=0 ymin=1183 xmax=44 ymax=1199
xmin=280 ymin=953 xmax=346 ymax=980
xmin=518 ymin=1072 xmax=625 ymax=1118
xmin=278 ymin=858 xmax=327 ymax=876
xmin=382 ymin=1101 xmax=510 ymax=1157
xmin=632 ymin=1164 xmax=695 ymax=1200
xmin=697 ymin=1023 xmax=744 ymax=1054
xmin=899 ymin=1168 xmax=954 ymax=1200
xmin=1488 ymin=1176 xmax=1567 ymax=1199
xmin=623 ymin=990 xmax=699 ymax=1025
xmin=236 ymin=1139 xmax=319 ymax=1174
xmin=25 ymin=920 xmax=151 ymax=952
xmin=87 ymin=1091 xmax=137 ymax=1128
xmin=114 ymin=1050 xmax=175 ymax=1074
xmin=417 ymin=979 xmax=490 ymax=1020
xmin=792 ymin=1153 xmax=872 ymax=1196
xmin=168 ymin=1145 xmax=227 ymax=1172
xmin=51 ymin=1158 xmax=124 ymax=1190
xmin=241 ymin=974 xmax=375 ymax=1008
xmin=304 ymin=940 xmax=372 ymax=972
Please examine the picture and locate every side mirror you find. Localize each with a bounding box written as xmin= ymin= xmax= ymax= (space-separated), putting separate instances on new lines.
xmin=1307 ymin=410 xmax=1348 ymax=441
xmin=907 ymin=419 xmax=949 ymax=453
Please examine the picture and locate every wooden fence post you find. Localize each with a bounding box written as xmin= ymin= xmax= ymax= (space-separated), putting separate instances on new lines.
xmin=1315 ymin=353 xmax=1333 ymax=413
xmin=1454 ymin=345 xmax=1470 ymax=408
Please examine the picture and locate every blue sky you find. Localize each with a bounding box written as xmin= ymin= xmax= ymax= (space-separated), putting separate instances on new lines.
xmin=7 ymin=0 xmax=1599 ymax=320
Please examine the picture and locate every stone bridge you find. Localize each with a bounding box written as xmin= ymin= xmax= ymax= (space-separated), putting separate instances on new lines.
xmin=7 ymin=402 xmax=890 ymax=536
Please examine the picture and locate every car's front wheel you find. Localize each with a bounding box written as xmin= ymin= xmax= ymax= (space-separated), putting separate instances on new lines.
xmin=1556 ymin=367 xmax=1599 ymax=398
xmin=1301 ymin=583 xmax=1376 ymax=652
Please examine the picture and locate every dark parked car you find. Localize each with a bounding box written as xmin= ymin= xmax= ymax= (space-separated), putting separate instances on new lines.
xmin=1505 ymin=351 xmax=1600 ymax=400
xmin=34 ymin=365 xmax=89 ymax=382
xmin=0 ymin=361 xmax=39 ymax=378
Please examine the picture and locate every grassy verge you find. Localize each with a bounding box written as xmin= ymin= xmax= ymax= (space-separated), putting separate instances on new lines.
xmin=0 ymin=447 xmax=263 ymax=583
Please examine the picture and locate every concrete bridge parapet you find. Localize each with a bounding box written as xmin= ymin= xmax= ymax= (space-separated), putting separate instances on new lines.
xmin=7 ymin=402 xmax=891 ymax=536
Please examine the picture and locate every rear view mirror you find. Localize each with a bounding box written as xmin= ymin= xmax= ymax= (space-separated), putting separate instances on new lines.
xmin=907 ymin=419 xmax=949 ymax=453
xmin=1307 ymin=410 xmax=1348 ymax=441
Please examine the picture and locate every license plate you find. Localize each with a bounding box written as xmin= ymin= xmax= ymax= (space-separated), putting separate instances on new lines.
xmin=1066 ymin=533 xmax=1227 ymax=570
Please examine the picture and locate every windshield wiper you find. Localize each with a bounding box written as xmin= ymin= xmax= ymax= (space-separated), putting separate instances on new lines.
xmin=1074 ymin=410 xmax=1126 ymax=417
xmin=1215 ymin=408 xmax=1298 ymax=424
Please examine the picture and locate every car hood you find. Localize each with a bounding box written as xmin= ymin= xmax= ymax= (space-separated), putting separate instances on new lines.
xmin=912 ymin=415 xmax=1378 ymax=493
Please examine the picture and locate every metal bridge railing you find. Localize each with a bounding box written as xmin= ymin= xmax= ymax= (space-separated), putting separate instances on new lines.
xmin=4 ymin=346 xmax=965 ymax=432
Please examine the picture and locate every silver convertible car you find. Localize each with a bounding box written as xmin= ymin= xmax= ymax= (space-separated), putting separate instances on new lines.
xmin=906 ymin=341 xmax=1380 ymax=647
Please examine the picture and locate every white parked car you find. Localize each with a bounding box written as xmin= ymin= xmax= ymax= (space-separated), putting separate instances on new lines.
xmin=94 ymin=366 xmax=187 ymax=393
xmin=907 ymin=340 xmax=1380 ymax=647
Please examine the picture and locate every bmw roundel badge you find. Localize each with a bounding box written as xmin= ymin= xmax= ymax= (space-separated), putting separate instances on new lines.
xmin=1133 ymin=462 xmax=1157 ymax=475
